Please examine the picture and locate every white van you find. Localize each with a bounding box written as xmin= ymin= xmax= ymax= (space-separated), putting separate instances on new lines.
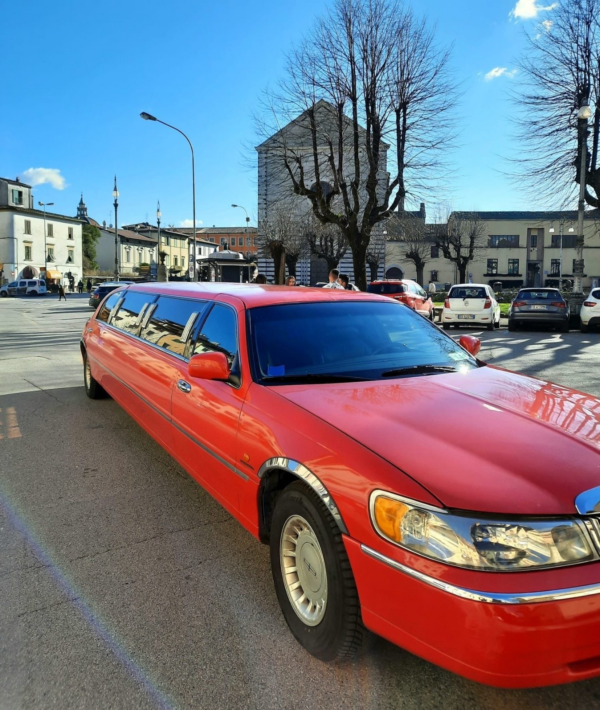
xmin=0 ymin=279 xmax=48 ymax=297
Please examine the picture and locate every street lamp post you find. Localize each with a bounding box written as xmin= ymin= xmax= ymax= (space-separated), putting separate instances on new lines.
xmin=113 ymin=177 xmax=119 ymax=282
xmin=38 ymin=201 xmax=54 ymax=280
xmin=156 ymin=201 xmax=161 ymax=280
xmin=140 ymin=112 xmax=197 ymax=281
xmin=550 ymin=225 xmax=576 ymax=291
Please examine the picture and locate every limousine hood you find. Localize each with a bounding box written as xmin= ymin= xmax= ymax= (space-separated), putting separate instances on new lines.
xmin=276 ymin=366 xmax=600 ymax=515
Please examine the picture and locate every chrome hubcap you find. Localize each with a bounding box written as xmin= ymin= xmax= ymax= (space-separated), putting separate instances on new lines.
xmin=280 ymin=515 xmax=328 ymax=626
xmin=85 ymin=360 xmax=91 ymax=388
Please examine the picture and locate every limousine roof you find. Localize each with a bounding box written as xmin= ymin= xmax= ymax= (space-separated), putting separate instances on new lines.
xmin=125 ymin=282 xmax=379 ymax=308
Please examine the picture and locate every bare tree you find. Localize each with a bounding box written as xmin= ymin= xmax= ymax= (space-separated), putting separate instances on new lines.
xmin=261 ymin=206 xmax=296 ymax=284
xmin=514 ymin=0 xmax=600 ymax=208
xmin=435 ymin=213 xmax=486 ymax=284
xmin=256 ymin=0 xmax=457 ymax=290
xmin=386 ymin=213 xmax=431 ymax=285
xmin=366 ymin=237 xmax=385 ymax=282
xmin=284 ymin=227 xmax=309 ymax=277
xmin=304 ymin=213 xmax=348 ymax=272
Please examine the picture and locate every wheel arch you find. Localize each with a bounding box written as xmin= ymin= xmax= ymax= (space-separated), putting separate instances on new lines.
xmin=257 ymin=457 xmax=348 ymax=543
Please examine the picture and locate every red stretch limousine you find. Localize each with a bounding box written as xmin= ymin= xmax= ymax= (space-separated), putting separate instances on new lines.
xmin=81 ymin=282 xmax=600 ymax=688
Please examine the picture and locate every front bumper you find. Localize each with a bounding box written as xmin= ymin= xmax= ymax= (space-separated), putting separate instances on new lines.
xmin=345 ymin=537 xmax=600 ymax=688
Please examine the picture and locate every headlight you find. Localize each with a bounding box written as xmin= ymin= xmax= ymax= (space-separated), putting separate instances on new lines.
xmin=370 ymin=491 xmax=597 ymax=571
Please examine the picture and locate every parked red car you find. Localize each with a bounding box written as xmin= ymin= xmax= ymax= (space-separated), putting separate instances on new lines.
xmin=367 ymin=279 xmax=434 ymax=319
xmin=81 ymin=283 xmax=600 ymax=688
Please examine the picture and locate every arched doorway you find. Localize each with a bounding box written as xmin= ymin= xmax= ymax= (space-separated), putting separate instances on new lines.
xmin=385 ymin=265 xmax=404 ymax=280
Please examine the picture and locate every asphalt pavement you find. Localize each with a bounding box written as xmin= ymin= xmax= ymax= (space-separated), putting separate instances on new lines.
xmin=1 ymin=295 xmax=600 ymax=710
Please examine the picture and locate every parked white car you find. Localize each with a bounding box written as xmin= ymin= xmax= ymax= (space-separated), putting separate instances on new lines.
xmin=442 ymin=283 xmax=500 ymax=331
xmin=0 ymin=279 xmax=47 ymax=297
xmin=580 ymin=288 xmax=600 ymax=332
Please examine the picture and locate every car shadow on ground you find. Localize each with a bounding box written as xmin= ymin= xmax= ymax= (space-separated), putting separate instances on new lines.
xmin=1 ymin=386 xmax=599 ymax=709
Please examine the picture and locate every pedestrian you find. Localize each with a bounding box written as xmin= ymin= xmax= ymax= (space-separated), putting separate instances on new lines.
xmin=323 ymin=268 xmax=345 ymax=289
xmin=255 ymin=274 xmax=268 ymax=284
xmin=338 ymin=273 xmax=355 ymax=290
xmin=58 ymin=284 xmax=67 ymax=301
xmin=77 ymin=279 xmax=83 ymax=294
xmin=86 ymin=278 xmax=92 ymax=293
xmin=286 ymin=276 xmax=296 ymax=286
xmin=428 ymin=281 xmax=437 ymax=294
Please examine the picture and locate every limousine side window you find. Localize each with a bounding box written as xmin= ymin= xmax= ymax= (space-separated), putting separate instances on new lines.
xmin=96 ymin=292 xmax=122 ymax=323
xmin=192 ymin=304 xmax=238 ymax=367
xmin=141 ymin=296 xmax=207 ymax=356
xmin=111 ymin=292 xmax=155 ymax=335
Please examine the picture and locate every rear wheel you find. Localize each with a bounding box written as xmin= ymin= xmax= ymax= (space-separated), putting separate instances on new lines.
xmin=508 ymin=320 xmax=516 ymax=332
xmin=486 ymin=320 xmax=494 ymax=331
xmin=442 ymin=323 xmax=450 ymax=330
xmin=83 ymin=353 xmax=106 ymax=399
xmin=581 ymin=323 xmax=590 ymax=333
xmin=270 ymin=481 xmax=365 ymax=662
xmin=560 ymin=321 xmax=570 ymax=333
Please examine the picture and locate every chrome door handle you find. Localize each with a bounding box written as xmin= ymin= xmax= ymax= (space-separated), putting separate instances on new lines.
xmin=87 ymin=328 xmax=93 ymax=333
xmin=177 ymin=380 xmax=192 ymax=394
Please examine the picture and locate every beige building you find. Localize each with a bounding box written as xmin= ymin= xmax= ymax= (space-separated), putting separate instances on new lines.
xmin=385 ymin=210 xmax=600 ymax=290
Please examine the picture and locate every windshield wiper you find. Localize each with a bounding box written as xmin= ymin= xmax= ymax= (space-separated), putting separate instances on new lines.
xmin=261 ymin=373 xmax=369 ymax=384
xmin=381 ymin=365 xmax=458 ymax=378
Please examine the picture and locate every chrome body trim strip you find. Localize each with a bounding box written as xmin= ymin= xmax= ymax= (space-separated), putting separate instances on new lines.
xmin=576 ymin=486 xmax=600 ymax=515
xmin=361 ymin=544 xmax=600 ymax=605
xmin=86 ymin=352 xmax=249 ymax=482
xmin=257 ymin=457 xmax=348 ymax=535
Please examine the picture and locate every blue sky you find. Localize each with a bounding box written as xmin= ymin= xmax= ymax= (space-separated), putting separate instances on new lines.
xmin=1 ymin=0 xmax=557 ymax=227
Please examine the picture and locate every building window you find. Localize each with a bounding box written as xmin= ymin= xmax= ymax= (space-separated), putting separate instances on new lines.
xmin=174 ymin=255 xmax=179 ymax=267
xmin=551 ymin=233 xmax=578 ymax=248
xmin=508 ymin=258 xmax=519 ymax=275
xmin=181 ymin=256 xmax=185 ymax=268
xmin=47 ymin=223 xmax=54 ymax=237
xmin=209 ymin=237 xmax=215 ymax=242
xmin=47 ymin=247 xmax=55 ymax=262
xmin=237 ymin=237 xmax=242 ymax=246
xmin=12 ymin=189 xmax=23 ymax=205
xmin=24 ymin=244 xmax=32 ymax=261
xmin=68 ymin=227 xmax=74 ymax=239
xmin=430 ymin=245 xmax=439 ymax=259
xmin=530 ymin=234 xmax=537 ymax=248
xmin=24 ymin=220 xmax=32 ymax=235
xmin=430 ymin=270 xmax=438 ymax=282
xmin=67 ymin=249 xmax=74 ymax=263
xmin=489 ymin=235 xmax=519 ymax=248
xmin=550 ymin=259 xmax=560 ymax=275
xmin=487 ymin=258 xmax=498 ymax=275
xmin=246 ymin=236 xmax=251 ymax=246
xmin=220 ymin=238 xmax=227 ymax=246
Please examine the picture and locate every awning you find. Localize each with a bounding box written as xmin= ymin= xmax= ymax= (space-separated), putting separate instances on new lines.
xmin=44 ymin=270 xmax=62 ymax=280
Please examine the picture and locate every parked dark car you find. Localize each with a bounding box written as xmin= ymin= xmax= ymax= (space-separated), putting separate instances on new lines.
xmin=88 ymin=282 xmax=133 ymax=309
xmin=508 ymin=288 xmax=570 ymax=332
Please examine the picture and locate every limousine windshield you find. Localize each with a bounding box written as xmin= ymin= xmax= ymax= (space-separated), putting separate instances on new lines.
xmin=248 ymin=301 xmax=477 ymax=384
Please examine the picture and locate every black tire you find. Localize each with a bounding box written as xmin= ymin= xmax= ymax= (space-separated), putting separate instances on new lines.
xmin=270 ymin=481 xmax=365 ymax=662
xmin=581 ymin=323 xmax=590 ymax=333
xmin=486 ymin=320 xmax=494 ymax=331
xmin=508 ymin=320 xmax=516 ymax=332
xmin=494 ymin=316 xmax=501 ymax=329
xmin=83 ymin=352 xmax=106 ymax=399
xmin=560 ymin=321 xmax=570 ymax=333
xmin=442 ymin=323 xmax=450 ymax=330
xmin=0 ymin=291 xmax=7 ymax=298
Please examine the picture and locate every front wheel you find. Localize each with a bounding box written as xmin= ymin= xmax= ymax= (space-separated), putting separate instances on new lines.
xmin=84 ymin=353 xmax=106 ymax=399
xmin=270 ymin=482 xmax=365 ymax=662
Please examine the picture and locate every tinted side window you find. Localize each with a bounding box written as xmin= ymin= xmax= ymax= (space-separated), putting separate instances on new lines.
xmin=141 ymin=297 xmax=206 ymax=356
xmin=111 ymin=292 xmax=154 ymax=334
xmin=192 ymin=304 xmax=238 ymax=366
xmin=96 ymin=292 xmax=122 ymax=323
xmin=591 ymin=289 xmax=600 ymax=300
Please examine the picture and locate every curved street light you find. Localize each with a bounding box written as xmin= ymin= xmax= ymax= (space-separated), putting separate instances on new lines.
xmin=140 ymin=112 xmax=197 ymax=281
xmin=38 ymin=201 xmax=54 ymax=279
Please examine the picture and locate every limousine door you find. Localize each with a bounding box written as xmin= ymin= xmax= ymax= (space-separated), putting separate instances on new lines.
xmin=170 ymin=301 xmax=248 ymax=513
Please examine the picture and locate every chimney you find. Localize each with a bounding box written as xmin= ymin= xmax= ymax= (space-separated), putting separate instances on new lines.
xmin=420 ymin=203 xmax=426 ymax=220
xmin=15 ymin=177 xmax=20 ymax=183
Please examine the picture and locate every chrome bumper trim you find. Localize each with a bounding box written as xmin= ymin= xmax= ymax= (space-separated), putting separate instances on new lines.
xmin=361 ymin=545 xmax=600 ymax=605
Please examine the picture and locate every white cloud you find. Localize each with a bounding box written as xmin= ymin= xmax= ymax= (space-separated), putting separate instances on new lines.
xmin=484 ymin=67 xmax=518 ymax=81
xmin=541 ymin=19 xmax=553 ymax=31
xmin=510 ymin=0 xmax=558 ymax=20
xmin=179 ymin=219 xmax=203 ymax=228
xmin=20 ymin=167 xmax=66 ymax=190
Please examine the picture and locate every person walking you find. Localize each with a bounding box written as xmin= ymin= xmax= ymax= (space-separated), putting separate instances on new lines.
xmin=323 ymin=269 xmax=344 ymax=289
xmin=58 ymin=284 xmax=67 ymax=301
xmin=77 ymin=279 xmax=84 ymax=294
xmin=86 ymin=278 xmax=92 ymax=293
